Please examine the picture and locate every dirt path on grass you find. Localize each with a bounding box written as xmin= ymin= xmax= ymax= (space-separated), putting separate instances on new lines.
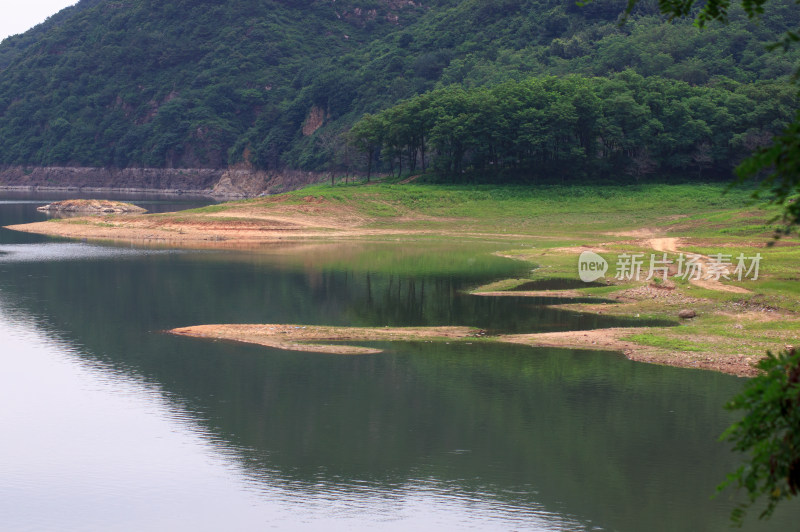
xmin=499 ymin=327 xmax=651 ymax=352
xmin=648 ymin=237 xmax=751 ymax=294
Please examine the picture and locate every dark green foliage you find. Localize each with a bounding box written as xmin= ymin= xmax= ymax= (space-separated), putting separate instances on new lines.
xmin=352 ymin=73 xmax=797 ymax=181
xmin=0 ymin=0 xmax=797 ymax=171
xmin=620 ymin=0 xmax=800 ymax=234
xmin=718 ymin=348 xmax=800 ymax=526
xmin=736 ymin=110 xmax=800 ymax=236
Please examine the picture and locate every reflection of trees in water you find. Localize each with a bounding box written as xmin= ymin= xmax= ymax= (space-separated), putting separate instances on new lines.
xmin=0 ymin=252 xmax=760 ymax=531
xmin=177 ymin=341 xmax=751 ymax=532
xmin=306 ymin=270 xmax=668 ymax=332
xmin=2 ymin=243 xmax=666 ymax=333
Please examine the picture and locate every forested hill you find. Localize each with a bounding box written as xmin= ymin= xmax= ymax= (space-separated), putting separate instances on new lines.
xmin=0 ymin=0 xmax=797 ymax=175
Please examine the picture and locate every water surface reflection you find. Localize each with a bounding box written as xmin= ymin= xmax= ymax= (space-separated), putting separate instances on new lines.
xmin=0 ymin=193 xmax=795 ymax=531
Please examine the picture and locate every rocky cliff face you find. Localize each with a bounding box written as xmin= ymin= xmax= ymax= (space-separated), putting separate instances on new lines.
xmin=0 ymin=165 xmax=326 ymax=199
xmin=210 ymin=168 xmax=327 ymax=199
xmin=0 ymin=166 xmax=223 ymax=192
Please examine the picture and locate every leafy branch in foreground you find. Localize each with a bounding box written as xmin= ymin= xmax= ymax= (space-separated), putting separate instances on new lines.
xmin=718 ymin=348 xmax=800 ymax=526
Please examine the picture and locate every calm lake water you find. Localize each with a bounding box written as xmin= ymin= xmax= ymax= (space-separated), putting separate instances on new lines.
xmin=0 ymin=192 xmax=795 ymax=531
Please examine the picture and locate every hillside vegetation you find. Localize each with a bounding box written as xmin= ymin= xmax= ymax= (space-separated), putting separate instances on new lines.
xmin=0 ymin=0 xmax=797 ymax=176
xmin=352 ymin=73 xmax=796 ymax=181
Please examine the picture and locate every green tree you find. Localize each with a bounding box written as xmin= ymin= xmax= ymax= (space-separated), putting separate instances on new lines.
xmin=349 ymin=114 xmax=385 ymax=182
xmin=350 ymin=73 xmax=791 ymax=183
xmin=718 ymin=348 xmax=800 ymax=525
xmin=615 ymin=0 xmax=800 ymax=232
xmin=738 ymin=114 xmax=800 ymax=235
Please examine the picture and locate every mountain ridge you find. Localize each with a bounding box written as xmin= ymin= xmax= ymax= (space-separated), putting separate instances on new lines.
xmin=0 ymin=0 xmax=797 ymax=178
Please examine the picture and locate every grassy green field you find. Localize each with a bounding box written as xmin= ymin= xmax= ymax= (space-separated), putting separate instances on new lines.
xmin=282 ymin=182 xmax=766 ymax=233
xmin=188 ymin=182 xmax=763 ymax=234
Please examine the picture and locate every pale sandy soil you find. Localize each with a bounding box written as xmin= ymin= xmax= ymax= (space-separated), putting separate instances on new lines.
xmin=472 ymin=290 xmax=586 ymax=298
xmin=8 ymin=217 xmax=356 ymax=245
xmin=36 ymin=199 xmax=147 ymax=214
xmin=8 ymin=196 xmax=426 ymax=244
xmin=549 ymin=245 xmax=613 ymax=254
xmin=648 ymin=237 xmax=751 ymax=293
xmin=6 ymin=195 xmax=543 ymax=245
xmin=170 ymin=324 xmax=483 ymax=355
xmin=169 ymin=323 xmax=761 ymax=376
xmin=8 ymin=211 xmax=391 ymax=244
xmin=499 ymin=327 xmax=761 ymax=377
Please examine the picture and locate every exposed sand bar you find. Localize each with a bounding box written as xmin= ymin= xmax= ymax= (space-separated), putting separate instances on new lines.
xmin=6 ymin=217 xmax=364 ymax=246
xmin=499 ymin=328 xmax=760 ymax=377
xmin=6 ymin=194 xmax=434 ymax=246
xmin=170 ymin=324 xmax=484 ymax=355
xmin=37 ymin=199 xmax=147 ymax=215
xmin=169 ymin=323 xmax=760 ymax=376
xmin=472 ymin=290 xmax=585 ymax=298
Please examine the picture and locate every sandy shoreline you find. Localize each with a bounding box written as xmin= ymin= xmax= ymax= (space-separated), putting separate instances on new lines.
xmin=5 ymin=197 xmax=436 ymax=245
xmin=472 ymin=290 xmax=586 ymax=298
xmin=169 ymin=323 xmax=761 ymax=377
xmin=7 ymin=218 xmax=356 ymax=245
xmin=7 ymin=193 xmax=790 ymax=378
xmin=499 ymin=327 xmax=762 ymax=377
xmin=170 ymin=324 xmax=483 ymax=355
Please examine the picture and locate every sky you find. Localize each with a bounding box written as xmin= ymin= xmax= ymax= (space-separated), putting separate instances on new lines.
xmin=0 ymin=1 xmax=77 ymax=42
